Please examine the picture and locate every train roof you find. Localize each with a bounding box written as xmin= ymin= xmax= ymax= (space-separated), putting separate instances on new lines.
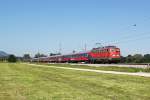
xmin=32 ymin=51 xmax=89 ymax=59
xmin=62 ymin=51 xmax=90 ymax=56
xmin=92 ymin=46 xmax=118 ymax=50
xmin=105 ymin=46 xmax=116 ymax=48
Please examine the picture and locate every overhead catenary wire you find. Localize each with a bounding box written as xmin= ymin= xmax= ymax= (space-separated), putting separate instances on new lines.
xmin=103 ymin=18 xmax=150 ymax=45
xmin=110 ymin=34 xmax=150 ymax=45
xmin=104 ymin=32 xmax=150 ymax=45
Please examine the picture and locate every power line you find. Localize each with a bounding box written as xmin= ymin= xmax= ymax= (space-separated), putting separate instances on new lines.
xmin=108 ymin=33 xmax=150 ymax=45
xmin=104 ymin=32 xmax=150 ymax=45
xmin=59 ymin=42 xmax=62 ymax=54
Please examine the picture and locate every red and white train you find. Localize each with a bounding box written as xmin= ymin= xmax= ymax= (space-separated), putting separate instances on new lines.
xmin=32 ymin=46 xmax=121 ymax=63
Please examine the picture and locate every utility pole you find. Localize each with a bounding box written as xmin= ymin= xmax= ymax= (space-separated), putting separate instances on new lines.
xmin=59 ymin=42 xmax=62 ymax=54
xmin=84 ymin=43 xmax=87 ymax=51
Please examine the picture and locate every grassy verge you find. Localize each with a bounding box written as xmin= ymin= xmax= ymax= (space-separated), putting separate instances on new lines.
xmin=1 ymin=63 xmax=150 ymax=100
xmin=37 ymin=63 xmax=150 ymax=73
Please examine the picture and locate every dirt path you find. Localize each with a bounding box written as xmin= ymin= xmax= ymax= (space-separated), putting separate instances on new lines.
xmin=25 ymin=63 xmax=150 ymax=77
xmin=71 ymin=64 xmax=150 ymax=68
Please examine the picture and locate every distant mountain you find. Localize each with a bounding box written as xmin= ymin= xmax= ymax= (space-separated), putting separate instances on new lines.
xmin=0 ymin=51 xmax=9 ymax=57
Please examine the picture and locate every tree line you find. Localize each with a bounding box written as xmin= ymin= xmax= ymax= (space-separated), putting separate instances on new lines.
xmin=120 ymin=54 xmax=150 ymax=63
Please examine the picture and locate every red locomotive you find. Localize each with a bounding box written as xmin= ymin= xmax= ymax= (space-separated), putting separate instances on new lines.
xmin=32 ymin=46 xmax=121 ymax=63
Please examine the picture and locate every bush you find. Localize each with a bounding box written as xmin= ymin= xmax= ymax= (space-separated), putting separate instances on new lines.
xmin=8 ymin=55 xmax=17 ymax=63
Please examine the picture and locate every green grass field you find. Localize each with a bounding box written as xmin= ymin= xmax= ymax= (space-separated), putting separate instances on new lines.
xmin=0 ymin=63 xmax=150 ymax=100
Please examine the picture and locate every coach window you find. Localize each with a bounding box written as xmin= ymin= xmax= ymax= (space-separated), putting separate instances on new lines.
xmin=83 ymin=54 xmax=86 ymax=57
xmin=86 ymin=54 xmax=88 ymax=57
xmin=82 ymin=54 xmax=84 ymax=57
xmin=75 ymin=55 xmax=77 ymax=58
xmin=84 ymin=54 xmax=86 ymax=57
xmin=76 ymin=55 xmax=78 ymax=58
xmin=85 ymin=54 xmax=88 ymax=57
xmin=83 ymin=54 xmax=85 ymax=57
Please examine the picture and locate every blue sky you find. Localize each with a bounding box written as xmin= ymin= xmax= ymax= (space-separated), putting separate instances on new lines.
xmin=0 ymin=0 xmax=150 ymax=56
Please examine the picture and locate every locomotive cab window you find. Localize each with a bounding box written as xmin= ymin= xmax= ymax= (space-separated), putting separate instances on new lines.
xmin=116 ymin=49 xmax=120 ymax=52
xmin=110 ymin=49 xmax=115 ymax=52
